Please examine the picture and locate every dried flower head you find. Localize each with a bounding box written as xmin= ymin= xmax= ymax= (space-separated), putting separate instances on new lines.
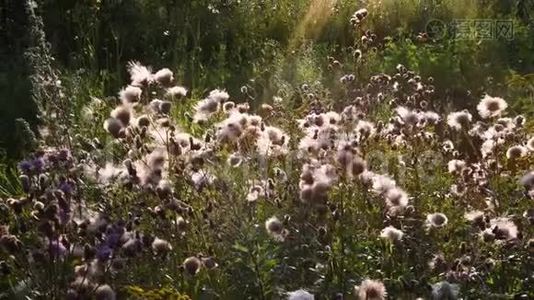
xmin=514 ymin=115 xmax=526 ymax=127
xmin=396 ymin=106 xmax=420 ymax=126
xmin=355 ymin=120 xmax=376 ymax=140
xmin=520 ymin=171 xmax=534 ymax=190
xmin=428 ymin=253 xmax=447 ymax=271
xmin=355 ymin=279 xmax=387 ymax=300
xmin=151 ymin=237 xmax=172 ymax=254
xmin=208 ymin=89 xmax=230 ymax=102
xmin=489 ymin=217 xmax=518 ymax=240
xmin=119 ymin=85 xmax=142 ymax=104
xmin=464 ymin=210 xmax=484 ymax=225
xmin=193 ymin=95 xmax=222 ymax=122
xmin=371 ymin=174 xmax=396 ymax=194
xmin=431 ymin=281 xmax=460 ymax=300
xmin=525 ymin=137 xmax=534 ymax=152
xmin=166 ymin=86 xmax=188 ymax=99
xmin=183 ymin=256 xmax=202 ymax=276
xmin=477 ymin=95 xmax=507 ymax=119
xmin=384 ymin=187 xmax=409 ymax=208
xmin=95 ymin=284 xmax=116 ymax=300
xmin=265 ymin=216 xmax=286 ymax=241
xmin=447 ymin=111 xmax=472 ymax=131
xmin=201 ymin=256 xmax=218 ymax=269
xmin=380 ymin=225 xmax=404 ymax=242
xmin=350 ymin=8 xmax=369 ymax=25
xmin=227 ymin=153 xmax=243 ymax=167
xmin=154 ymin=68 xmax=174 ymax=86
xmin=447 ymin=159 xmax=466 ymax=174
xmin=127 ymin=61 xmax=152 ymax=86
xmin=481 ymin=139 xmax=495 ymax=158
xmin=110 ymin=106 xmax=131 ymax=127
xmin=350 ymin=156 xmax=367 ymax=177
xmin=222 ymin=101 xmax=236 ymax=112
xmin=288 ymin=289 xmax=314 ymax=300
xmin=506 ymin=145 xmax=527 ymax=159
xmin=104 ymin=118 xmax=124 ymax=138
xmin=426 ymin=213 xmax=448 ymax=228
xmin=442 ymin=140 xmax=455 ymax=152
xmin=247 ymin=185 xmax=265 ymax=202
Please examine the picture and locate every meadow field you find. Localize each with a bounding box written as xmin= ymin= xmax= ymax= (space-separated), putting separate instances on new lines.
xmin=1 ymin=0 xmax=534 ymax=299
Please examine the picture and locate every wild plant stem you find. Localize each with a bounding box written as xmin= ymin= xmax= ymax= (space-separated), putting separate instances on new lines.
xmin=252 ymin=241 xmax=267 ymax=300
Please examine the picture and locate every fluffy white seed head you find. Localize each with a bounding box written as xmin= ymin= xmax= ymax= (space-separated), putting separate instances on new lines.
xmin=355 ymin=279 xmax=387 ymax=300
xmin=380 ymin=225 xmax=404 ymax=242
xmin=154 ymin=68 xmax=174 ymax=86
xmin=477 ymin=95 xmax=507 ymax=119
xmin=166 ymin=86 xmax=188 ymax=99
xmin=426 ymin=213 xmax=448 ymax=228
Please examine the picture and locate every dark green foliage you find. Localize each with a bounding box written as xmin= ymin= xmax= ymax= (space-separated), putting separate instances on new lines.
xmin=39 ymin=0 xmax=306 ymax=96
xmin=0 ymin=0 xmax=39 ymax=159
xmin=13 ymin=118 xmax=37 ymax=156
xmin=1 ymin=0 xmax=64 ymax=159
xmin=2 ymin=0 xmax=534 ymax=160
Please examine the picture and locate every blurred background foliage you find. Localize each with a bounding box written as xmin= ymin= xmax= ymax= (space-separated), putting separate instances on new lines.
xmin=1 ymin=0 xmax=534 ymax=160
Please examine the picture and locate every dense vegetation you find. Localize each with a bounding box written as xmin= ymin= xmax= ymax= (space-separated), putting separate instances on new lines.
xmin=1 ymin=0 xmax=534 ymax=299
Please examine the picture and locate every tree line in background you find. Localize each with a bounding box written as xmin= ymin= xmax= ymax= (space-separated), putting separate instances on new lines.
xmin=1 ymin=0 xmax=534 ymax=159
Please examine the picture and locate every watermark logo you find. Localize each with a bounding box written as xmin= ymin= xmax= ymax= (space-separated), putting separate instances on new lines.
xmin=426 ymin=19 xmax=515 ymax=41
xmin=453 ymin=19 xmax=514 ymax=41
xmin=426 ymin=19 xmax=447 ymax=40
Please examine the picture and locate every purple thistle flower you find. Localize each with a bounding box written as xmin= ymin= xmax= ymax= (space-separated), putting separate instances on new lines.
xmin=47 ymin=153 xmax=58 ymax=165
xmin=59 ymin=208 xmax=71 ymax=225
xmin=58 ymin=149 xmax=70 ymax=161
xmin=49 ymin=240 xmax=67 ymax=258
xmin=105 ymin=224 xmax=125 ymax=248
xmin=105 ymin=233 xmax=121 ymax=248
xmin=18 ymin=160 xmax=32 ymax=174
xmin=96 ymin=243 xmax=112 ymax=261
xmin=58 ymin=180 xmax=75 ymax=195
xmin=32 ymin=157 xmax=45 ymax=173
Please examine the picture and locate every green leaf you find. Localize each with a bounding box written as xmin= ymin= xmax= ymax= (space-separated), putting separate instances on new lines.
xmin=232 ymin=243 xmax=249 ymax=253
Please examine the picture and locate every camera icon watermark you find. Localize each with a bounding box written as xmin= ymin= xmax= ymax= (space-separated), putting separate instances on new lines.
xmin=425 ymin=19 xmax=448 ymax=40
